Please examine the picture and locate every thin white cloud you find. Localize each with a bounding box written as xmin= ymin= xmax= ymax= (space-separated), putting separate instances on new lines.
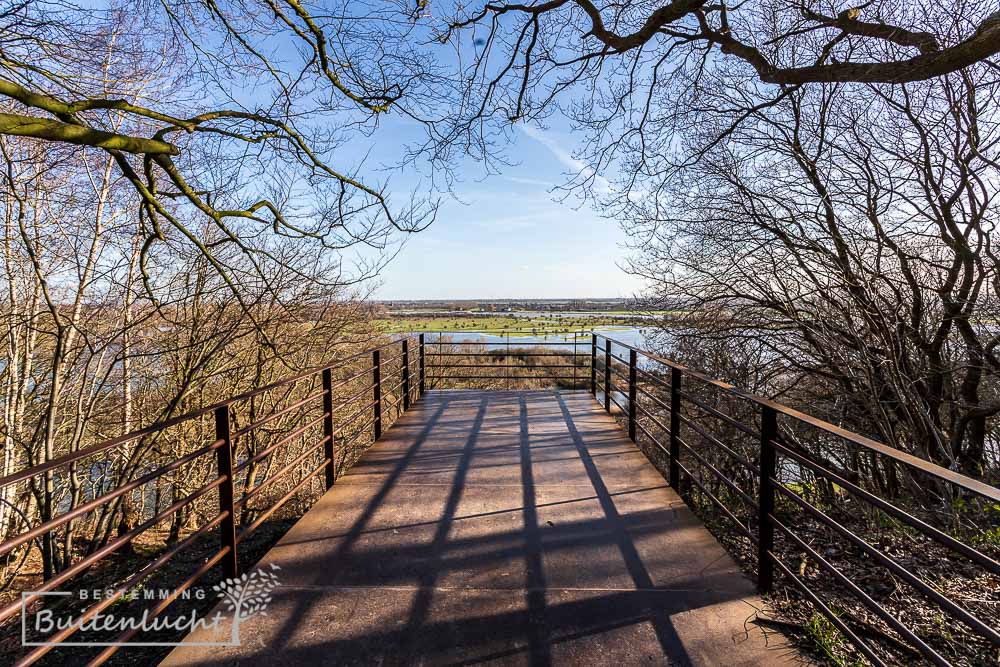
xmin=518 ymin=124 xmax=612 ymax=194
xmin=502 ymin=175 xmax=555 ymax=188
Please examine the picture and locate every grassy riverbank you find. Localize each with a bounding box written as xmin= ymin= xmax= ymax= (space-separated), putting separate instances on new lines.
xmin=376 ymin=313 xmax=645 ymax=334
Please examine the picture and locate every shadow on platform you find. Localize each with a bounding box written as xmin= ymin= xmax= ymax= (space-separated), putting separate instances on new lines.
xmin=162 ymin=390 xmax=799 ymax=666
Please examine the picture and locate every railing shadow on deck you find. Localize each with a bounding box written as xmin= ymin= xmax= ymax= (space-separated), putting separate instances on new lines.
xmin=164 ymin=388 xmax=764 ymax=666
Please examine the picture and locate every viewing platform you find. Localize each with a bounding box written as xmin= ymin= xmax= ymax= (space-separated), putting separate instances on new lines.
xmin=10 ymin=332 xmax=992 ymax=665
xmin=162 ymin=389 xmax=794 ymax=665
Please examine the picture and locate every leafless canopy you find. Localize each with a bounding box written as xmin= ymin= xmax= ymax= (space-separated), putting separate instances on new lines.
xmin=445 ymin=0 xmax=1000 ymax=84
xmin=0 ymin=0 xmax=441 ymax=303
xmin=421 ymin=1 xmax=1000 ymax=174
xmin=410 ymin=1 xmax=1000 ymax=476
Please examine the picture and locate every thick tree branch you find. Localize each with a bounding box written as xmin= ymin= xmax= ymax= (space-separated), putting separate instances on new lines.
xmin=802 ymin=8 xmax=940 ymax=54
xmin=454 ymin=2 xmax=1000 ymax=85
xmin=572 ymin=0 xmax=710 ymax=50
xmin=0 ymin=113 xmax=178 ymax=155
xmin=759 ymin=20 xmax=1000 ymax=84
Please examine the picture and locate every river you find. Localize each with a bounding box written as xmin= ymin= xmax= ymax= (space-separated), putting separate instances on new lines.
xmin=417 ymin=325 xmax=651 ymax=349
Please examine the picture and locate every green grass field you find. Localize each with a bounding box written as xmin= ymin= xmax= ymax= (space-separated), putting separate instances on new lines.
xmin=376 ymin=314 xmax=642 ymax=334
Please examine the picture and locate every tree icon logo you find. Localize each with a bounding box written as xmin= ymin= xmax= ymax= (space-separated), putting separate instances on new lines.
xmin=211 ymin=563 xmax=281 ymax=645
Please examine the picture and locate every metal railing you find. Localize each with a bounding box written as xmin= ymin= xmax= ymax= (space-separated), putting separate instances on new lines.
xmin=0 ymin=336 xmax=425 ymax=665
xmin=3 ymin=329 xmax=999 ymax=664
xmin=423 ymin=330 xmax=591 ymax=389
xmin=592 ymin=333 xmax=1000 ymax=666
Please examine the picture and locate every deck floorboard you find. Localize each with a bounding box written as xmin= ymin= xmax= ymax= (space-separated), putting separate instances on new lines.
xmin=163 ymin=389 xmax=798 ymax=666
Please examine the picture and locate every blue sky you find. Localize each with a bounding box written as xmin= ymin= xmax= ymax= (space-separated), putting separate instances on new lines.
xmin=368 ymin=122 xmax=643 ymax=300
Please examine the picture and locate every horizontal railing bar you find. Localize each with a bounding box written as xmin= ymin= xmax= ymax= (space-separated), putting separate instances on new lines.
xmin=427 ymin=351 xmax=589 ymax=357
xmin=379 ymin=352 xmax=406 ymax=365
xmin=680 ymin=391 xmax=759 ymax=438
xmin=426 ymin=375 xmax=585 ymax=380
xmin=383 ymin=375 xmax=409 ymax=397
xmin=770 ymin=438 xmax=1000 ymax=577
xmin=679 ymin=414 xmax=756 ymax=473
xmin=237 ymin=458 xmax=328 ymax=544
xmin=87 ymin=544 xmax=230 ymax=664
xmin=339 ymin=415 xmax=377 ymax=451
xmin=637 ymin=372 xmax=674 ymax=399
xmin=772 ymin=515 xmax=948 ymax=665
xmin=635 ymin=364 xmax=671 ymax=388
xmin=778 ymin=411 xmax=1000 ymax=502
xmin=428 ymin=363 xmax=582 ymax=369
xmin=335 ymin=399 xmax=377 ymax=435
xmin=232 ymin=392 xmax=325 ymax=438
xmin=236 ymin=374 xmax=372 ymax=449
xmin=608 ymin=364 xmax=630 ymax=384
xmin=594 ymin=334 xmax=686 ymax=366
xmin=1 ymin=476 xmax=226 ymax=624
xmin=332 ymin=381 xmax=378 ymax=416
xmin=234 ymin=412 xmax=326 ymax=474
xmin=769 ymin=552 xmax=889 ymax=667
xmin=635 ymin=383 xmax=672 ymax=413
xmin=773 ymin=480 xmax=1000 ymax=645
xmin=0 ymin=339 xmax=414 ymax=489
xmin=423 ymin=327 xmax=595 ymax=332
xmin=610 ymin=353 xmax=630 ymax=366
xmin=675 ymin=436 xmax=756 ymax=509
xmin=234 ymin=434 xmax=298 ymax=482
xmin=595 ymin=333 xmax=1000 ymax=502
xmin=199 ymin=334 xmax=404 ymax=403
xmin=676 ymin=460 xmax=757 ymax=544
xmin=424 ymin=340 xmax=584 ymax=350
xmin=635 ymin=401 xmax=669 ymax=436
xmin=383 ymin=392 xmax=405 ymax=415
xmin=634 ymin=420 xmax=661 ymax=449
xmin=633 ymin=422 xmax=674 ymax=463
xmin=0 ymin=439 xmax=223 ymax=559
xmin=236 ymin=441 xmax=324 ymax=508
xmin=0 ymin=420 xmax=221 ymax=491
xmin=608 ymin=388 xmax=627 ymax=414
xmin=328 ymin=365 xmax=376 ymax=393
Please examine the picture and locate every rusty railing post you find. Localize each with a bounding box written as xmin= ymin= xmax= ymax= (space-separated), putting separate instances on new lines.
xmin=372 ymin=349 xmax=382 ymax=440
xmin=322 ymin=368 xmax=335 ymax=489
xmin=591 ymin=334 xmax=597 ymax=395
xmin=604 ymin=339 xmax=611 ymax=412
xmin=758 ymin=405 xmax=778 ymax=594
xmin=419 ymin=333 xmax=425 ymax=395
xmin=669 ymin=367 xmax=681 ymax=488
xmin=628 ymin=349 xmax=637 ymax=441
xmin=214 ymin=406 xmax=238 ymax=578
xmin=506 ymin=331 xmax=511 ymax=391
xmin=402 ymin=339 xmax=410 ymax=411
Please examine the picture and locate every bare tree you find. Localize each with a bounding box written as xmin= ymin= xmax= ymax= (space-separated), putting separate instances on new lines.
xmin=410 ymin=0 xmax=1000 ymax=480
xmin=623 ymin=66 xmax=1000 ymax=479
xmin=0 ymin=1 xmax=441 ymax=579
xmin=414 ymin=1 xmax=1000 ymax=190
xmin=438 ymin=0 xmax=1000 ymax=88
xmin=0 ymin=1 xmax=438 ymax=309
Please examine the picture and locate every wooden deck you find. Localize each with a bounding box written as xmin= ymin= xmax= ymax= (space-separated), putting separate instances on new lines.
xmin=163 ymin=389 xmax=797 ymax=666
